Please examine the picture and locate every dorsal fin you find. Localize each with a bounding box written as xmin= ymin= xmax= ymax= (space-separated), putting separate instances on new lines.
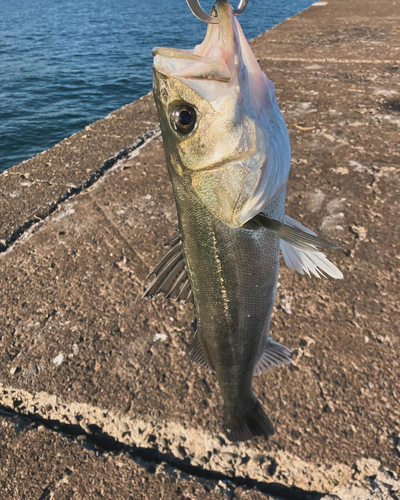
xmin=142 ymin=232 xmax=194 ymax=303
xmin=188 ymin=332 xmax=213 ymax=371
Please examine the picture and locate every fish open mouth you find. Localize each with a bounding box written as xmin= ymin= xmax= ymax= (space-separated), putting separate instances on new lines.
xmin=153 ymin=47 xmax=231 ymax=84
xmin=153 ymin=0 xmax=241 ymax=88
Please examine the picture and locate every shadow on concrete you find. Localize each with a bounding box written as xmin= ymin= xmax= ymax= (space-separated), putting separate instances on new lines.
xmin=0 ymin=404 xmax=325 ymax=500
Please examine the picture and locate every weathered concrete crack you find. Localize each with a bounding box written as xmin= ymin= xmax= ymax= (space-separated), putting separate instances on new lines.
xmin=0 ymin=404 xmax=323 ymax=500
xmin=0 ymin=125 xmax=161 ymax=254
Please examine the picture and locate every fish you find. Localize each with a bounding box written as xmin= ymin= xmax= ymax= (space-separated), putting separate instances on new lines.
xmin=144 ymin=0 xmax=343 ymax=442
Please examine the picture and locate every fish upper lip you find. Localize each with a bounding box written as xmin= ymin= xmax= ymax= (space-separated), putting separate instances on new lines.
xmin=153 ymin=47 xmax=204 ymax=62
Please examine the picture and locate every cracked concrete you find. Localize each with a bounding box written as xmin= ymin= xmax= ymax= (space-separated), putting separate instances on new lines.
xmin=1 ymin=0 xmax=399 ymax=498
xmin=0 ymin=124 xmax=161 ymax=254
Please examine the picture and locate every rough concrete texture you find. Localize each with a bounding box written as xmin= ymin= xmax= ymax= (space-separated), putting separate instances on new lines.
xmin=0 ymin=0 xmax=399 ymax=498
xmin=1 ymin=412 xmax=272 ymax=500
xmin=0 ymin=93 xmax=159 ymax=251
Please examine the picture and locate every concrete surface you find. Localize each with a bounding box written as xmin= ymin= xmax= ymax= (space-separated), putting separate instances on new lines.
xmin=0 ymin=93 xmax=159 ymax=251
xmin=0 ymin=0 xmax=399 ymax=498
xmin=1 ymin=411 xmax=274 ymax=500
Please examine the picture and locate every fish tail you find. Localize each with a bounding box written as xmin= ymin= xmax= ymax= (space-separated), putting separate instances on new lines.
xmin=223 ymin=400 xmax=275 ymax=442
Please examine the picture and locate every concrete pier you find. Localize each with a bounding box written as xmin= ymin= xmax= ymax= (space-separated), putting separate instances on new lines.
xmin=1 ymin=0 xmax=399 ymax=497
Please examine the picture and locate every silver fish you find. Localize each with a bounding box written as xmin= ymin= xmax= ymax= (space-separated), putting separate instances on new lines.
xmin=144 ymin=0 xmax=342 ymax=441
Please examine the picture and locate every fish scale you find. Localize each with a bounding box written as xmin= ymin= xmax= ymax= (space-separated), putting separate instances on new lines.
xmin=174 ymin=173 xmax=282 ymax=428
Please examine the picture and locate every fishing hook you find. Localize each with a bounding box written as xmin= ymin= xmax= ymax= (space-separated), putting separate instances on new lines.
xmin=186 ymin=0 xmax=249 ymax=24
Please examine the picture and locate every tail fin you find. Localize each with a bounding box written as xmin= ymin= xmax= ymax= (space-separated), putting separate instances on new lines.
xmin=223 ymin=400 xmax=275 ymax=442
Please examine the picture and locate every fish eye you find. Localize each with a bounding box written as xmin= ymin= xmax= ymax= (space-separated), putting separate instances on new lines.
xmin=171 ymin=105 xmax=197 ymax=135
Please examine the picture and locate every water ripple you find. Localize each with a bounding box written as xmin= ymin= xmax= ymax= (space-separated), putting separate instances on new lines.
xmin=0 ymin=0 xmax=314 ymax=172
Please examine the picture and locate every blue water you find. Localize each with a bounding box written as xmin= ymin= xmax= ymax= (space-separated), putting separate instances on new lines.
xmin=0 ymin=0 xmax=314 ymax=172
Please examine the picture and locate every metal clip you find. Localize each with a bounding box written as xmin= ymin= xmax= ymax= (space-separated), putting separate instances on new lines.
xmin=186 ymin=0 xmax=249 ymax=24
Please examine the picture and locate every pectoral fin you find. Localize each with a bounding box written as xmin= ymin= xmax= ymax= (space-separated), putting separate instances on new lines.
xmin=253 ymin=213 xmax=343 ymax=279
xmin=253 ymin=213 xmax=341 ymax=251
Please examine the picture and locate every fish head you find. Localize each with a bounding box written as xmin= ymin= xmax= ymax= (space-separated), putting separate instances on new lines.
xmin=153 ymin=0 xmax=290 ymax=227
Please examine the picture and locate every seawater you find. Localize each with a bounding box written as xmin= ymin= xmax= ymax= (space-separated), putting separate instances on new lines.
xmin=0 ymin=0 xmax=314 ymax=172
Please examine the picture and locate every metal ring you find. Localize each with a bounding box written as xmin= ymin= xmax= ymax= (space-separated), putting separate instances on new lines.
xmin=186 ymin=0 xmax=249 ymax=24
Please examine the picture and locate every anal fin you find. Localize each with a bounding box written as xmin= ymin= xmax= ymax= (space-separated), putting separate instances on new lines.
xmin=254 ymin=337 xmax=292 ymax=376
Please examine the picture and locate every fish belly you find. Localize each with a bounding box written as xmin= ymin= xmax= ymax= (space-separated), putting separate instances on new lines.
xmin=175 ymin=182 xmax=285 ymax=415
